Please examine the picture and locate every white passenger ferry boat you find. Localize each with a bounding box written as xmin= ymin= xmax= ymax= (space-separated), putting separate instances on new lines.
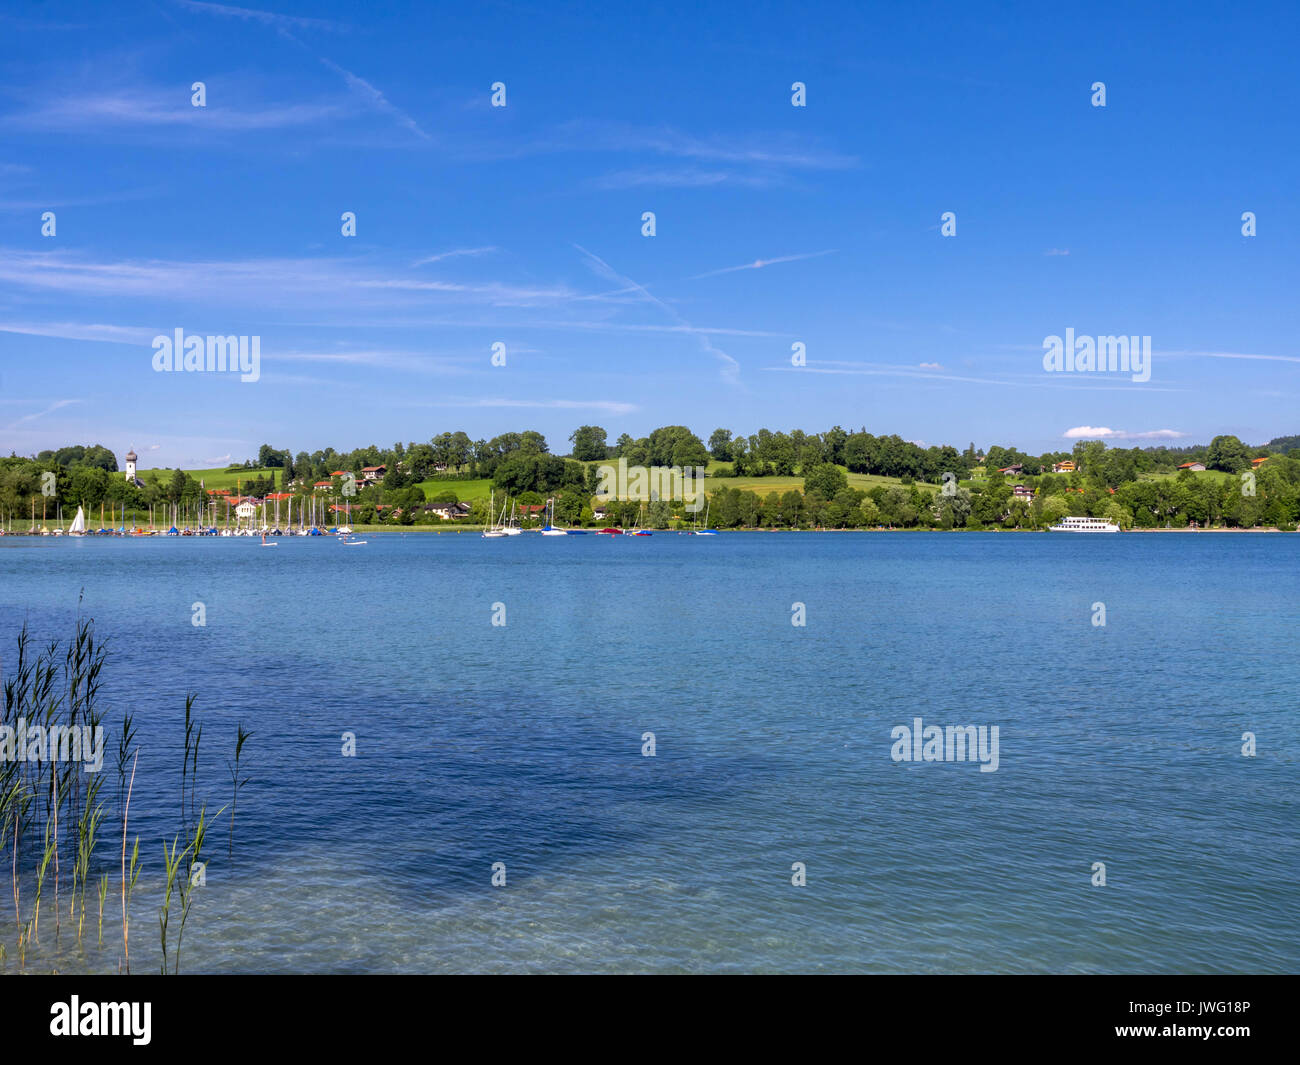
xmin=1048 ymin=515 xmax=1120 ymax=533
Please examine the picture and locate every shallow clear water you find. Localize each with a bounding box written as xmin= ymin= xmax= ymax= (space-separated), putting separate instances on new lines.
xmin=0 ymin=531 xmax=1295 ymax=973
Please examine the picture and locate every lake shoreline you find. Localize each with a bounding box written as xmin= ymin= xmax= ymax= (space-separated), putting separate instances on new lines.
xmin=3 ymin=525 xmax=1295 ymax=538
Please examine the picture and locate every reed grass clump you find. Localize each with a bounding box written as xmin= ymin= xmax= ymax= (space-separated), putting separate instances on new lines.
xmin=1 ymin=616 xmax=253 ymax=973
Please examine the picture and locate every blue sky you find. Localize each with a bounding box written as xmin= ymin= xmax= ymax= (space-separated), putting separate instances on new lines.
xmin=1 ymin=0 xmax=1297 ymax=469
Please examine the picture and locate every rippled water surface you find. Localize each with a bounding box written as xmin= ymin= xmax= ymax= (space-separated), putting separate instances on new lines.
xmin=0 ymin=531 xmax=1295 ymax=972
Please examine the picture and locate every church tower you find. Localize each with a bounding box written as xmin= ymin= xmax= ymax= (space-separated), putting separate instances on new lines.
xmin=125 ymin=448 xmax=138 ymax=484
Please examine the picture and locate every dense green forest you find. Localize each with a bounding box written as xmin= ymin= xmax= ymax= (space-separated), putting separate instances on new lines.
xmin=3 ymin=426 xmax=1298 ymax=530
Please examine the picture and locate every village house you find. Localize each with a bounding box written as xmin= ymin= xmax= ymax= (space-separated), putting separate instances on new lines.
xmin=313 ymin=480 xmax=334 ymax=492
xmin=360 ymin=465 xmax=386 ymax=486
xmin=1052 ymin=460 xmax=1076 ymax=474
xmin=1178 ymin=462 xmax=1207 ymax=472
xmin=427 ymin=501 xmax=472 ymax=520
xmin=1251 ymin=456 xmax=1269 ymax=468
xmin=1011 ymin=484 xmax=1034 ymax=504
xmin=998 ymin=464 xmax=1023 ymax=476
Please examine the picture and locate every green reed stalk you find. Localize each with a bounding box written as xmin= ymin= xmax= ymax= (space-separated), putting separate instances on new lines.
xmin=74 ymin=775 xmax=104 ymax=943
xmin=97 ymin=873 xmax=108 ymax=947
xmin=158 ymin=833 xmax=192 ymax=975
xmin=228 ymin=725 xmax=252 ymax=858
xmin=120 ymin=750 xmax=139 ymax=973
xmin=173 ymin=803 xmax=219 ymax=975
xmin=32 ymin=817 xmax=54 ymax=942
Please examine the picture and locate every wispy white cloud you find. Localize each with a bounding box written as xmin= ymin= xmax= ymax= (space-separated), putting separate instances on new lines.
xmin=0 ymin=321 xmax=157 ymax=344
xmin=6 ymin=398 xmax=81 ymax=430
xmin=415 ymin=397 xmax=638 ymax=415
xmin=1062 ymin=426 xmax=1187 ymax=440
xmin=7 ymin=89 xmax=353 ymax=132
xmin=768 ymin=360 xmax=1185 ymax=392
xmin=173 ymin=0 xmax=345 ymax=33
xmin=354 ymin=278 xmax=573 ymax=304
xmin=1161 ymin=349 xmax=1300 ymax=365
xmin=294 ymin=316 xmax=788 ymax=338
xmin=591 ymin=168 xmax=784 ymax=190
xmin=317 ymin=57 xmax=431 ymax=141
xmin=686 ymin=249 xmax=837 ymax=280
xmin=0 ymin=248 xmax=578 ymax=309
xmin=460 ymin=118 xmax=857 ymax=175
xmin=613 ymin=122 xmax=855 ymax=169
xmin=573 ymin=245 xmax=742 ymax=386
xmin=207 ymin=0 xmax=431 ymax=143
xmin=412 ymin=247 xmax=498 ymax=267
xmin=0 ymin=186 xmax=169 ymax=212
xmin=270 ymin=349 xmax=473 ymax=374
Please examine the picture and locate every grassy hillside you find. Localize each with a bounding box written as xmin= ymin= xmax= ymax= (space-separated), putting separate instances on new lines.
xmin=138 ymin=466 xmax=278 ymax=490
xmin=713 ymin=470 xmax=921 ymax=493
xmin=1140 ymin=469 xmax=1237 ymax=484
xmin=412 ymin=476 xmax=494 ymax=501
xmin=143 ymin=460 xmax=921 ymax=501
xmin=578 ymin=458 xmax=920 ymax=496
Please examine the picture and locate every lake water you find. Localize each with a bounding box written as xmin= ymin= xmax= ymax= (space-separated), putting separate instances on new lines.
xmin=0 ymin=531 xmax=1296 ymax=973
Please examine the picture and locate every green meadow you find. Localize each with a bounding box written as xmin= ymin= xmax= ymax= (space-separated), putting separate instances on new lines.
xmin=138 ymin=459 xmax=969 ymax=509
xmin=138 ymin=466 xmax=279 ymax=490
xmin=577 ymin=458 xmax=921 ymax=498
xmin=412 ymin=476 xmax=494 ymax=501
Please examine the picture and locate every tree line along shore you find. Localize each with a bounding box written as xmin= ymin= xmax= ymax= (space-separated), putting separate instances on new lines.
xmin=3 ymin=427 xmax=1298 ymax=533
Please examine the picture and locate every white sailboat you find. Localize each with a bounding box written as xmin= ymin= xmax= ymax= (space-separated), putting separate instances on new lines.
xmin=541 ymin=498 xmax=567 ymax=535
xmin=482 ymin=492 xmax=509 ymax=538
xmin=696 ymin=498 xmax=718 ymax=534
xmin=502 ymin=496 xmax=522 ymax=535
xmin=68 ymin=506 xmax=87 ymax=536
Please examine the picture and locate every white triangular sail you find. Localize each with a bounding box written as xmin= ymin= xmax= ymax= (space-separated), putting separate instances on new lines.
xmin=69 ymin=506 xmax=86 ymax=535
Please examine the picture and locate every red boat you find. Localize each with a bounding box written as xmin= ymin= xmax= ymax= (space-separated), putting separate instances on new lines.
xmin=599 ymin=527 xmax=624 ymax=535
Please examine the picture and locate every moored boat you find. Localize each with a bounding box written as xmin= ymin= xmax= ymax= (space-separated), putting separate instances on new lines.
xmin=1048 ymin=516 xmax=1120 ymax=533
